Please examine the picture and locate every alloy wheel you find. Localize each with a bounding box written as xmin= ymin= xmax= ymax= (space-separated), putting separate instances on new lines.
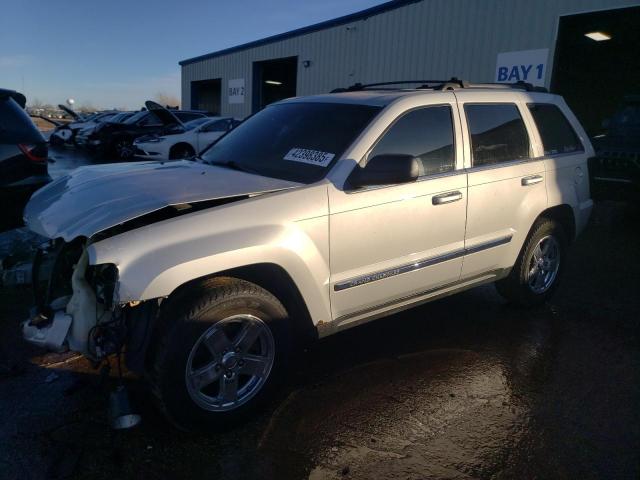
xmin=527 ymin=234 xmax=560 ymax=294
xmin=185 ymin=314 xmax=275 ymax=412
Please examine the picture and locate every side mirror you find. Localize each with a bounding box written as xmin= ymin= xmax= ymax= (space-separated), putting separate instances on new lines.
xmin=348 ymin=154 xmax=420 ymax=188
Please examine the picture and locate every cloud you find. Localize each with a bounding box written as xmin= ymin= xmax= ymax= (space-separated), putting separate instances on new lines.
xmin=0 ymin=54 xmax=34 ymax=68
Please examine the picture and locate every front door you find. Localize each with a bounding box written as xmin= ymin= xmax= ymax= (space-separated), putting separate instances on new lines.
xmin=329 ymin=103 xmax=468 ymax=321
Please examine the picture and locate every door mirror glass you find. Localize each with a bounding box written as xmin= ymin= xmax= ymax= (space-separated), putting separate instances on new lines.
xmin=349 ymin=154 xmax=420 ymax=188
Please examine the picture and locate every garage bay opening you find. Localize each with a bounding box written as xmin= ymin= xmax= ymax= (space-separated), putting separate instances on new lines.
xmin=552 ymin=6 xmax=640 ymax=135
xmin=252 ymin=56 xmax=298 ymax=113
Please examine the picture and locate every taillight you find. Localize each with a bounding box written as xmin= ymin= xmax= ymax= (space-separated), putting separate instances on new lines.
xmin=18 ymin=143 xmax=48 ymax=163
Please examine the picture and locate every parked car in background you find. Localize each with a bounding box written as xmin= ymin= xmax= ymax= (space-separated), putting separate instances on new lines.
xmin=589 ymin=95 xmax=640 ymax=201
xmin=50 ymin=107 xmax=118 ymax=146
xmin=81 ymin=102 xmax=209 ymax=159
xmin=75 ymin=111 xmax=135 ymax=147
xmin=22 ymin=80 xmax=593 ymax=429
xmin=0 ymin=88 xmax=50 ymax=232
xmin=134 ymin=116 xmax=241 ymax=160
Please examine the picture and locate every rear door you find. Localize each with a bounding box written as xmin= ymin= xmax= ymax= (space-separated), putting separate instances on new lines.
xmin=458 ymin=94 xmax=547 ymax=279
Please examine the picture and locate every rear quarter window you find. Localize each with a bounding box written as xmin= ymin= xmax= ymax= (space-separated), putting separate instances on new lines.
xmin=528 ymin=103 xmax=583 ymax=155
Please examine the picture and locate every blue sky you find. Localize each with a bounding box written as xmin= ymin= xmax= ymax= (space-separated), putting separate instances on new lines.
xmin=0 ymin=0 xmax=384 ymax=109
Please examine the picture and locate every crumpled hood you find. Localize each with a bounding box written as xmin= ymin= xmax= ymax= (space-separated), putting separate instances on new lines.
xmin=24 ymin=160 xmax=302 ymax=240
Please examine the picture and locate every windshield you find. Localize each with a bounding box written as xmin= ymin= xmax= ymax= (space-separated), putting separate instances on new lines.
xmin=200 ymin=102 xmax=381 ymax=183
xmin=123 ymin=110 xmax=149 ymax=124
xmin=184 ymin=117 xmax=211 ymax=130
xmin=108 ymin=112 xmax=130 ymax=123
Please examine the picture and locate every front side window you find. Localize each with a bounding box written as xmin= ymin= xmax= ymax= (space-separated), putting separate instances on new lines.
xmin=201 ymin=102 xmax=381 ymax=183
xmin=367 ymin=105 xmax=455 ymax=176
xmin=528 ymin=103 xmax=583 ymax=155
xmin=465 ymin=104 xmax=530 ymax=166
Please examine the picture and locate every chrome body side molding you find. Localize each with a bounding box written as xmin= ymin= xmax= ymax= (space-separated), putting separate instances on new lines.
xmin=333 ymin=234 xmax=513 ymax=292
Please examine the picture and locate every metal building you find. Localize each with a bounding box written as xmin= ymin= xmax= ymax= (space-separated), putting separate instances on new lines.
xmin=179 ymin=0 xmax=640 ymax=133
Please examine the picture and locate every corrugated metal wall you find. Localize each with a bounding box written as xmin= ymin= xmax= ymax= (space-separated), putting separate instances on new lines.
xmin=181 ymin=0 xmax=639 ymax=118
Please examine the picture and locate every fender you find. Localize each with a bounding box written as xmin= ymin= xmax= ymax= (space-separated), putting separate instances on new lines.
xmin=88 ymin=183 xmax=332 ymax=326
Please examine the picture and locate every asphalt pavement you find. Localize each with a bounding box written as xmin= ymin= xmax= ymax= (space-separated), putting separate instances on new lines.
xmin=0 ymin=147 xmax=638 ymax=480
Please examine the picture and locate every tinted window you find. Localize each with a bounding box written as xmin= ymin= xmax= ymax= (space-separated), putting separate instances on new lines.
xmin=184 ymin=117 xmax=211 ymax=130
xmin=465 ymin=104 xmax=530 ymax=166
xmin=368 ymin=106 xmax=455 ymax=176
xmin=123 ymin=111 xmax=147 ymax=124
xmin=528 ymin=103 xmax=583 ymax=155
xmin=139 ymin=112 xmax=162 ymax=126
xmin=176 ymin=112 xmax=203 ymax=123
xmin=201 ymin=102 xmax=381 ymax=184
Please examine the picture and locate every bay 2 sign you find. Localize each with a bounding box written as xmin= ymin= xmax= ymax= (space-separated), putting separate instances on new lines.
xmin=228 ymin=78 xmax=245 ymax=104
xmin=495 ymin=49 xmax=549 ymax=87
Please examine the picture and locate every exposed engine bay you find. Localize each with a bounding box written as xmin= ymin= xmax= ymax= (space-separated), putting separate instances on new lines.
xmin=23 ymin=239 xmax=157 ymax=372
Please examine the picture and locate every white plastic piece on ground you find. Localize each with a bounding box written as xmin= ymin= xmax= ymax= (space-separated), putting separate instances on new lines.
xmin=22 ymin=311 xmax=72 ymax=352
xmin=65 ymin=247 xmax=110 ymax=353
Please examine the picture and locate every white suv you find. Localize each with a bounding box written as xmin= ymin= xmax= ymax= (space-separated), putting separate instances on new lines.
xmin=22 ymin=80 xmax=593 ymax=429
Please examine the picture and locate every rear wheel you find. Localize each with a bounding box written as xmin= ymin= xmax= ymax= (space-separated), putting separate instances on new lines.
xmin=147 ymin=278 xmax=291 ymax=430
xmin=495 ymin=218 xmax=567 ymax=307
xmin=169 ymin=144 xmax=195 ymax=160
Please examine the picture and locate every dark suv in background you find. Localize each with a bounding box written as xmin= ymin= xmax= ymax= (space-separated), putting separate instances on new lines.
xmin=0 ymin=89 xmax=50 ymax=232
xmin=589 ymin=95 xmax=640 ymax=201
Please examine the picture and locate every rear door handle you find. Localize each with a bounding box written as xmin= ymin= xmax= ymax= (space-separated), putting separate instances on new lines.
xmin=521 ymin=175 xmax=543 ymax=186
xmin=432 ymin=191 xmax=463 ymax=205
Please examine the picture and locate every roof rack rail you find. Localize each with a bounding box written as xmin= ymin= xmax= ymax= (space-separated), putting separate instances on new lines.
xmin=330 ymin=78 xmax=548 ymax=93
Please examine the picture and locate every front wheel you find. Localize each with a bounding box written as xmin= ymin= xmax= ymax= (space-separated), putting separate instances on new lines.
xmin=495 ymin=218 xmax=567 ymax=307
xmin=169 ymin=144 xmax=195 ymax=160
xmin=113 ymin=138 xmax=134 ymax=160
xmin=147 ymin=278 xmax=291 ymax=430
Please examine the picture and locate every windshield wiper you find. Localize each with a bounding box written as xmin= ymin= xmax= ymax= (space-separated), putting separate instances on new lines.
xmin=210 ymin=160 xmax=260 ymax=175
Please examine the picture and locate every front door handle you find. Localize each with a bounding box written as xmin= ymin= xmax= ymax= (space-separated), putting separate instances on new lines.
xmin=432 ymin=191 xmax=463 ymax=205
xmin=521 ymin=175 xmax=543 ymax=186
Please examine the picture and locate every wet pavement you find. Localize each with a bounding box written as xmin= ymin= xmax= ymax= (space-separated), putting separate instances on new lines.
xmin=0 ymin=147 xmax=639 ymax=479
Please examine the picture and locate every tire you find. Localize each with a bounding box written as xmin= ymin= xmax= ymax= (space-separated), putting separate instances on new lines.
xmin=169 ymin=144 xmax=195 ymax=160
xmin=495 ymin=218 xmax=567 ymax=307
xmin=113 ymin=138 xmax=134 ymax=160
xmin=147 ymin=277 xmax=291 ymax=431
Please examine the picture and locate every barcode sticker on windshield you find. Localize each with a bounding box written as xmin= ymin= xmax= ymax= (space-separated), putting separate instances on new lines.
xmin=284 ymin=148 xmax=335 ymax=167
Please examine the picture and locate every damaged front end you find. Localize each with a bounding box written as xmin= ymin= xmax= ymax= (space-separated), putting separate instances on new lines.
xmin=23 ymin=238 xmax=156 ymax=371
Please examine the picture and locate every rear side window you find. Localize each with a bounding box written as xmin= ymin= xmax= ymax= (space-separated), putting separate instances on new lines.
xmin=528 ymin=103 xmax=583 ymax=155
xmin=368 ymin=105 xmax=455 ymax=176
xmin=465 ymin=104 xmax=530 ymax=166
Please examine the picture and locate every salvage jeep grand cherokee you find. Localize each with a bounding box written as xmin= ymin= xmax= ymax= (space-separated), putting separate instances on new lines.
xmin=22 ymin=80 xmax=593 ymax=430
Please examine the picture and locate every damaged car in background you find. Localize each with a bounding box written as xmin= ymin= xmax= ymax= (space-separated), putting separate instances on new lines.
xmin=80 ymin=101 xmax=209 ymax=160
xmin=21 ymin=81 xmax=593 ymax=430
xmin=49 ymin=106 xmax=119 ymax=146
xmin=134 ymin=116 xmax=241 ymax=160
